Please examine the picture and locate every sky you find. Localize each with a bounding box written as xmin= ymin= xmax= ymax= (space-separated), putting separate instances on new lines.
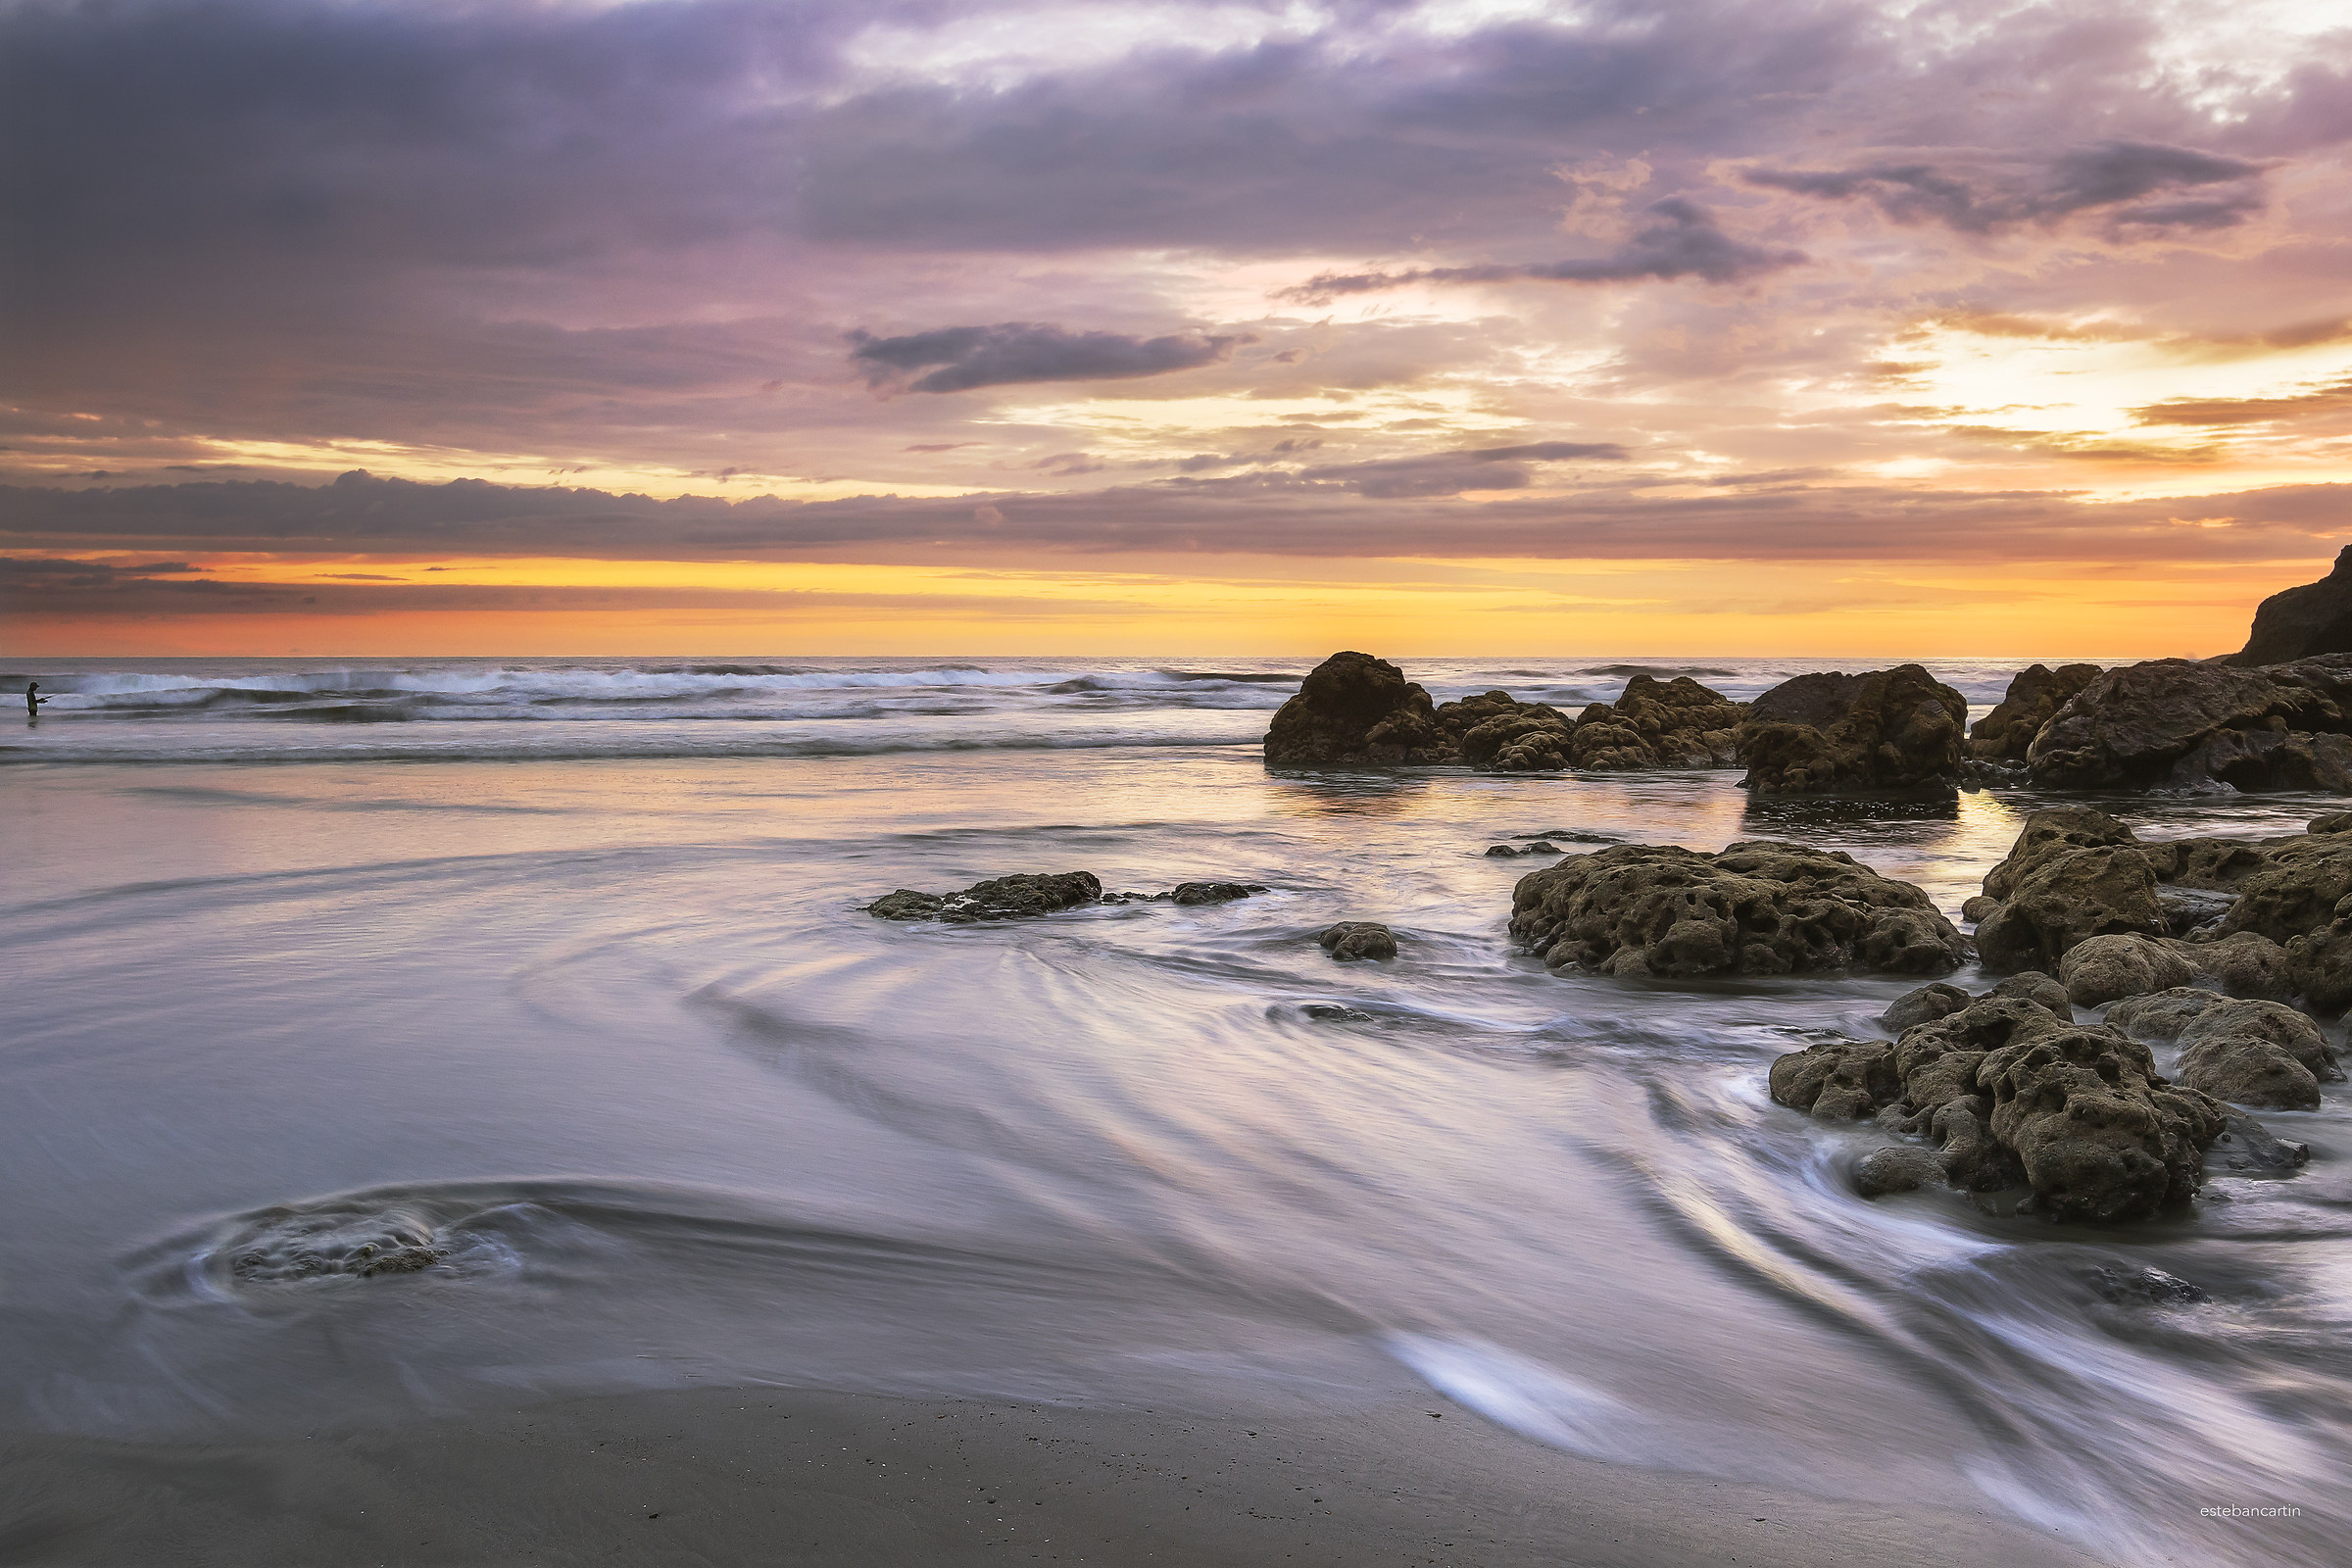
xmin=7 ymin=0 xmax=2352 ymax=657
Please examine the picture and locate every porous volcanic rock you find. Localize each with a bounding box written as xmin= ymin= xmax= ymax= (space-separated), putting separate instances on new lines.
xmin=2057 ymin=933 xmax=2195 ymax=1005
xmin=1319 ymin=921 xmax=1398 ymax=960
xmin=1975 ymin=843 xmax=2168 ymax=972
xmin=1773 ymin=993 xmax=2238 ymax=1219
xmin=1881 ymin=981 xmax=1972 ymax=1033
xmin=2027 ymin=656 xmax=2352 ymax=791
xmin=1737 ymin=664 xmax=1969 ymax=796
xmin=2172 ymin=931 xmax=2296 ymax=999
xmin=868 ymin=871 xmax=1103 ymax=922
xmin=1509 ymin=841 xmax=1968 ymax=978
xmin=1970 ymin=662 xmax=2103 ymax=762
xmin=2231 ymin=545 xmax=2352 ymax=664
xmin=1264 ymin=651 xmax=1453 ymax=765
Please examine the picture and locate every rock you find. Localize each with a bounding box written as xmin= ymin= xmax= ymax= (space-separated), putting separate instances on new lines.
xmin=2312 ymin=810 xmax=2352 ymax=834
xmin=2172 ymin=931 xmax=2295 ymax=999
xmin=1769 ymin=1039 xmax=1899 ymax=1119
xmin=2138 ymin=835 xmax=2276 ymax=890
xmin=1319 ymin=921 xmax=1397 ymax=960
xmin=868 ymin=871 xmax=1102 ymax=922
xmin=1510 ymin=841 xmax=1969 ymax=979
xmin=2179 ymin=999 xmax=2339 ymax=1079
xmin=1984 ymin=971 xmax=2074 ymax=1020
xmin=2230 ymin=545 xmax=2352 ymax=664
xmin=1603 ymin=674 xmax=1745 ymax=767
xmin=2205 ymin=1109 xmax=2310 ymax=1172
xmin=2213 ymin=829 xmax=2352 ymax=945
xmin=2087 ymin=1266 xmax=2207 ymax=1305
xmin=1975 ymin=844 xmax=2168 ymax=972
xmin=2177 ymin=1036 xmax=2321 ymax=1109
xmin=1881 ymin=981 xmax=1971 ymax=1032
xmin=1170 ymin=881 xmax=1268 ymax=906
xmin=2027 ymin=655 xmax=2352 ymax=791
xmin=2156 ymin=885 xmax=2237 ymax=935
xmin=1961 ymin=894 xmax=2000 ymax=923
xmin=1777 ymin=993 xmax=2232 ymax=1218
xmin=2058 ymin=933 xmax=2195 ymax=1005
xmin=1853 ymin=1145 xmax=1945 ymax=1198
xmin=1970 ymin=662 xmax=2103 ymax=761
xmin=2105 ymin=987 xmax=2236 ymax=1044
xmin=2288 ymin=903 xmax=2352 ymax=1013
xmin=1983 ymin=807 xmax=2141 ymax=901
xmin=1979 ymin=1024 xmax=2225 ymax=1222
xmin=1265 ymin=652 xmax=1453 ymax=766
xmin=1458 ymin=706 xmax=1574 ymax=771
xmin=1737 ymin=664 xmax=1969 ymax=796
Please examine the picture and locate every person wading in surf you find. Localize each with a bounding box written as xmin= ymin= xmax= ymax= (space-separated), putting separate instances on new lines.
xmin=24 ymin=682 xmax=50 ymax=718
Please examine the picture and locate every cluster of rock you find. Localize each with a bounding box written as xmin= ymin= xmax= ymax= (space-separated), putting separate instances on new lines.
xmin=1963 ymin=804 xmax=2352 ymax=1011
xmin=1508 ymin=841 xmax=1969 ymax=978
xmin=1261 ymin=652 xmax=1741 ymax=772
xmin=1968 ymin=662 xmax=2102 ymax=762
xmin=867 ymin=872 xmax=1265 ymax=921
xmin=2026 ymin=657 xmax=2352 ymax=792
xmin=1770 ymin=986 xmax=2239 ymax=1222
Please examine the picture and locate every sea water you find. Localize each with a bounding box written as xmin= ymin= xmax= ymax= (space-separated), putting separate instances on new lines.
xmin=1 ymin=656 xmax=2343 ymax=1565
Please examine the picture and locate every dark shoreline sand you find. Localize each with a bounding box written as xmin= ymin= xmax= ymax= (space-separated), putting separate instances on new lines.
xmin=2 ymin=1385 xmax=2108 ymax=1566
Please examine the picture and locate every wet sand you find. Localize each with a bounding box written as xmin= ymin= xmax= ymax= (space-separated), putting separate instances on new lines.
xmin=2 ymin=1385 xmax=2108 ymax=1566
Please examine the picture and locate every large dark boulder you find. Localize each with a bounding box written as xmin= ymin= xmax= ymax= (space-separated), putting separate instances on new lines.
xmin=2231 ymin=545 xmax=2352 ymax=664
xmin=1265 ymin=652 xmax=1453 ymax=765
xmin=2026 ymin=656 xmax=2352 ymax=791
xmin=1970 ymin=662 xmax=2103 ymax=761
xmin=1509 ymin=840 xmax=1967 ymax=978
xmin=1737 ymin=664 xmax=1968 ymax=795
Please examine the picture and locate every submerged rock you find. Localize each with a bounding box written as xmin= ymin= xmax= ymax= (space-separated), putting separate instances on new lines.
xmin=868 ymin=871 xmax=1103 ymax=922
xmin=2087 ymin=1266 xmax=2207 ymax=1305
xmin=1737 ymin=664 xmax=1969 ymax=796
xmin=1170 ymin=881 xmax=1268 ymax=906
xmin=1970 ymin=662 xmax=2103 ymax=762
xmin=1319 ymin=921 xmax=1398 ymax=961
xmin=2206 ymin=1109 xmax=2311 ymax=1172
xmin=1510 ymin=841 xmax=1968 ymax=979
xmin=228 ymin=1212 xmax=448 ymax=1284
xmin=1264 ymin=651 xmax=1451 ymax=765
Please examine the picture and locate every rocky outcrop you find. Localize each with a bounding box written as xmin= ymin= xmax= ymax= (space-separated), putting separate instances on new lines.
xmin=1774 ymin=993 xmax=2233 ymax=1222
xmin=2230 ymin=545 xmax=2352 ymax=665
xmin=1509 ymin=841 xmax=1968 ymax=979
xmin=1265 ymin=654 xmax=1743 ymax=772
xmin=1320 ymin=921 xmax=1397 ymax=960
xmin=1264 ymin=652 xmax=1453 ymax=766
xmin=1737 ymin=664 xmax=1969 ymax=796
xmin=2027 ymin=656 xmax=2352 ymax=791
xmin=1975 ymin=841 xmax=2167 ymax=972
xmin=869 ymin=871 xmax=1103 ymax=921
xmin=1970 ymin=663 xmax=2104 ymax=761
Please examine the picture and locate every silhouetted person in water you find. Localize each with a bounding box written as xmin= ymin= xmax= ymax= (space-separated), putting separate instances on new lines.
xmin=24 ymin=682 xmax=49 ymax=718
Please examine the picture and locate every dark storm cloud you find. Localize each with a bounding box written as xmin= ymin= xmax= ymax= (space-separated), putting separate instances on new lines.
xmin=1742 ymin=141 xmax=2271 ymax=235
xmin=1298 ymin=441 xmax=1631 ymax=498
xmin=9 ymin=469 xmax=2349 ymax=569
xmin=1283 ymin=201 xmax=1805 ymax=301
xmin=849 ymin=323 xmax=1248 ymax=393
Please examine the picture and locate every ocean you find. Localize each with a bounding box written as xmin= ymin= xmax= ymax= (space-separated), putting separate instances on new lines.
xmin=1 ymin=655 xmax=2343 ymax=1565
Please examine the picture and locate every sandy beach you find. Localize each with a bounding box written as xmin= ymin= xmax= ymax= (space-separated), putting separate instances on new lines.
xmin=3 ymin=1384 xmax=2109 ymax=1567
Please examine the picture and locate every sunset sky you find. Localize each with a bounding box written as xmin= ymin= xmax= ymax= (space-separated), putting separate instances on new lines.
xmin=7 ymin=0 xmax=2352 ymax=656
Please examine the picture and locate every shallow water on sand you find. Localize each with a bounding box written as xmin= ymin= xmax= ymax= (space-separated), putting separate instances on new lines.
xmin=1 ymin=662 xmax=2345 ymax=1566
